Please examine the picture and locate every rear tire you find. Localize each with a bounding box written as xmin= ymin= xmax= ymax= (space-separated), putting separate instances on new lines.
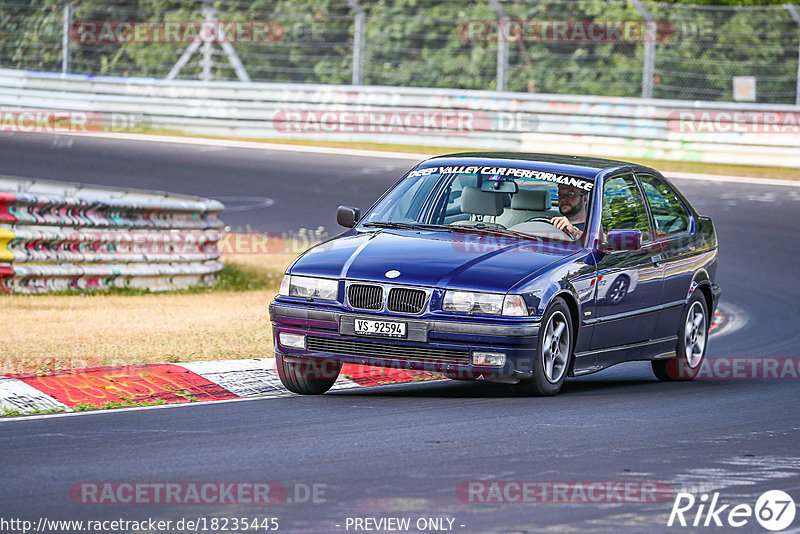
xmin=512 ymin=297 xmax=573 ymax=396
xmin=276 ymin=353 xmax=341 ymax=394
xmin=652 ymin=293 xmax=708 ymax=381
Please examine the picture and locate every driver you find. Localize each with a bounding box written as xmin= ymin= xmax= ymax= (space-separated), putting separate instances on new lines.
xmin=550 ymin=184 xmax=587 ymax=239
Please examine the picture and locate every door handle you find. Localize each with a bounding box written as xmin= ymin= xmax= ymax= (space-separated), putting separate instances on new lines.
xmin=651 ymin=254 xmax=663 ymax=267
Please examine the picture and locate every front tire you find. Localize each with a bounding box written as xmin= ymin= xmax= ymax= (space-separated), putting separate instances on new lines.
xmin=276 ymin=353 xmax=341 ymax=394
xmin=652 ymin=293 xmax=709 ymax=381
xmin=512 ymin=297 xmax=573 ymax=396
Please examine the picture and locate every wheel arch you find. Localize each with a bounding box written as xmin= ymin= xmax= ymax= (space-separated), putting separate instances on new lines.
xmin=689 ymin=269 xmax=713 ymax=323
xmin=548 ymin=289 xmax=580 ymax=347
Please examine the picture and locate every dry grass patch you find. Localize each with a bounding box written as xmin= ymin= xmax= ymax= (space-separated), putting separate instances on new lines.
xmin=0 ymin=252 xmax=300 ymax=374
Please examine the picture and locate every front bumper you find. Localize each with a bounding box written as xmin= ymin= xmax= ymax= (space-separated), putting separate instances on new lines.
xmin=269 ymin=302 xmax=541 ymax=378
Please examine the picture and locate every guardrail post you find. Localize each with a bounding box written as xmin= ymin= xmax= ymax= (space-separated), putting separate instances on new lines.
xmin=786 ymin=4 xmax=800 ymax=106
xmin=62 ymin=1 xmax=71 ymax=76
xmin=632 ymin=0 xmax=655 ymax=99
xmin=346 ymin=0 xmax=366 ymax=85
xmin=488 ymin=0 xmax=509 ymax=92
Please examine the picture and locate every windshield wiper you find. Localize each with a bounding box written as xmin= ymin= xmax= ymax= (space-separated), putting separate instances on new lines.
xmin=443 ymin=224 xmax=541 ymax=241
xmin=362 ymin=221 xmax=455 ymax=232
xmin=363 ymin=221 xmax=542 ymax=242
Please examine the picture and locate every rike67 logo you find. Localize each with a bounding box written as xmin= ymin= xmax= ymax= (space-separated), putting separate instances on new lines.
xmin=668 ymin=490 xmax=796 ymax=531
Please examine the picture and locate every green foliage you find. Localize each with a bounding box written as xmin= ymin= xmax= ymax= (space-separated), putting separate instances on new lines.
xmin=0 ymin=0 xmax=797 ymax=103
xmin=0 ymin=406 xmax=66 ymax=417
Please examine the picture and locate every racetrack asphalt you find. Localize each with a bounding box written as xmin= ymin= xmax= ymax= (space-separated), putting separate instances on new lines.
xmin=1 ymin=132 xmax=798 ymax=533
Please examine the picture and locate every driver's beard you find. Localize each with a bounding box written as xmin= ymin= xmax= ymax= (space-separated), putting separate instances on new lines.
xmin=559 ymin=201 xmax=583 ymax=219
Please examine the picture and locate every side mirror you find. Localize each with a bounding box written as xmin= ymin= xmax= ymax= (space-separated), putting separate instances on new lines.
xmin=337 ymin=206 xmax=360 ymax=228
xmin=604 ymin=229 xmax=642 ymax=252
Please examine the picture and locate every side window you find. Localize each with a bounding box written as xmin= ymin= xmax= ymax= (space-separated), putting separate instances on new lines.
xmin=601 ymin=174 xmax=651 ymax=241
xmin=638 ymin=174 xmax=689 ymax=237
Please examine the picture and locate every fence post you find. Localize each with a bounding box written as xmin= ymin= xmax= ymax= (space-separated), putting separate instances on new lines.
xmin=346 ymin=0 xmax=366 ymax=85
xmin=786 ymin=4 xmax=800 ymax=107
xmin=631 ymin=0 xmax=655 ymax=99
xmin=62 ymin=1 xmax=71 ymax=76
xmin=488 ymin=0 xmax=509 ymax=92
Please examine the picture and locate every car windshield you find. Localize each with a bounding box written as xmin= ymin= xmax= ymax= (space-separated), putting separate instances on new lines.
xmin=361 ymin=166 xmax=595 ymax=243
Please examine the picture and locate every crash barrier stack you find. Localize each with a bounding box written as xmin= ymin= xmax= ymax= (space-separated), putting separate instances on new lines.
xmin=0 ymin=68 xmax=799 ymax=168
xmin=0 ymin=176 xmax=224 ymax=294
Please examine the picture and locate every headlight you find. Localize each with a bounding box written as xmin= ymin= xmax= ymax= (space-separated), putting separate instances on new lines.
xmin=282 ymin=275 xmax=338 ymax=301
xmin=443 ymin=291 xmax=526 ymax=316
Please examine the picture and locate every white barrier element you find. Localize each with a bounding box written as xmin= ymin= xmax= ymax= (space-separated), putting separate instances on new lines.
xmin=0 ymin=68 xmax=798 ymax=167
xmin=0 ymin=378 xmax=70 ymax=414
xmin=0 ymin=175 xmax=224 ymax=294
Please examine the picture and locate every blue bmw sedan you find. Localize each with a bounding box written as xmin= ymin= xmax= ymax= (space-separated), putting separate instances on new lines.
xmin=269 ymin=153 xmax=721 ymax=396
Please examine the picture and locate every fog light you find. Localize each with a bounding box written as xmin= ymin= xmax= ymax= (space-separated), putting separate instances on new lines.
xmin=472 ymin=351 xmax=506 ymax=366
xmin=278 ymin=332 xmax=306 ymax=350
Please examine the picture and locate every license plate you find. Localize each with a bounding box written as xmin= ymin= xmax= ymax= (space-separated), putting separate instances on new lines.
xmin=354 ymin=318 xmax=407 ymax=338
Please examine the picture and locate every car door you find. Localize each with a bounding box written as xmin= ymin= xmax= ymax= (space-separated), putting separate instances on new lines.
xmin=635 ymin=172 xmax=698 ymax=341
xmin=589 ymin=173 xmax=665 ymax=353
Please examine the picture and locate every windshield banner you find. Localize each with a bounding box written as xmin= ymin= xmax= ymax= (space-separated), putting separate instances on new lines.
xmin=408 ymin=165 xmax=594 ymax=191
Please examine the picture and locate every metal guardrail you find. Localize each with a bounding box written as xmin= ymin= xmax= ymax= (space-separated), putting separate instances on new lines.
xmin=0 ymin=68 xmax=799 ymax=168
xmin=0 ymin=175 xmax=224 ymax=294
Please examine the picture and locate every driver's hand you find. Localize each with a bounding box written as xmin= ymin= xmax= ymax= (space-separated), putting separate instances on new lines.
xmin=550 ymin=216 xmax=576 ymax=235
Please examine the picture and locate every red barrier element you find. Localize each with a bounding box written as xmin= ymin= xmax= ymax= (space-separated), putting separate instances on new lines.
xmin=0 ymin=264 xmax=12 ymax=293
xmin=0 ymin=192 xmax=17 ymax=223
xmin=341 ymin=363 xmax=443 ymax=386
xmin=10 ymin=364 xmax=239 ymax=407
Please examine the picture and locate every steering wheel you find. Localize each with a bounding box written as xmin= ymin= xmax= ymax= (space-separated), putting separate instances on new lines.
xmin=524 ymin=217 xmax=576 ymax=239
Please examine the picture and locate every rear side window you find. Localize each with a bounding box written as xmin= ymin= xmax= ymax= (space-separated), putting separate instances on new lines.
xmin=638 ymin=174 xmax=689 ymax=237
xmin=601 ymin=174 xmax=651 ymax=241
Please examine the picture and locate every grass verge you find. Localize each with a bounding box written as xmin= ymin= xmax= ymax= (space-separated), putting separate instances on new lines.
xmin=0 ymin=252 xmax=298 ymax=374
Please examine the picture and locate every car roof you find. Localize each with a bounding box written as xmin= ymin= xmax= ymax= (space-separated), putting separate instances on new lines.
xmin=422 ymin=152 xmax=659 ymax=180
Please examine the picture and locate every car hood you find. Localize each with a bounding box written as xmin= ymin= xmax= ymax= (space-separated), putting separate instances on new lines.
xmin=290 ymin=229 xmax=580 ymax=293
